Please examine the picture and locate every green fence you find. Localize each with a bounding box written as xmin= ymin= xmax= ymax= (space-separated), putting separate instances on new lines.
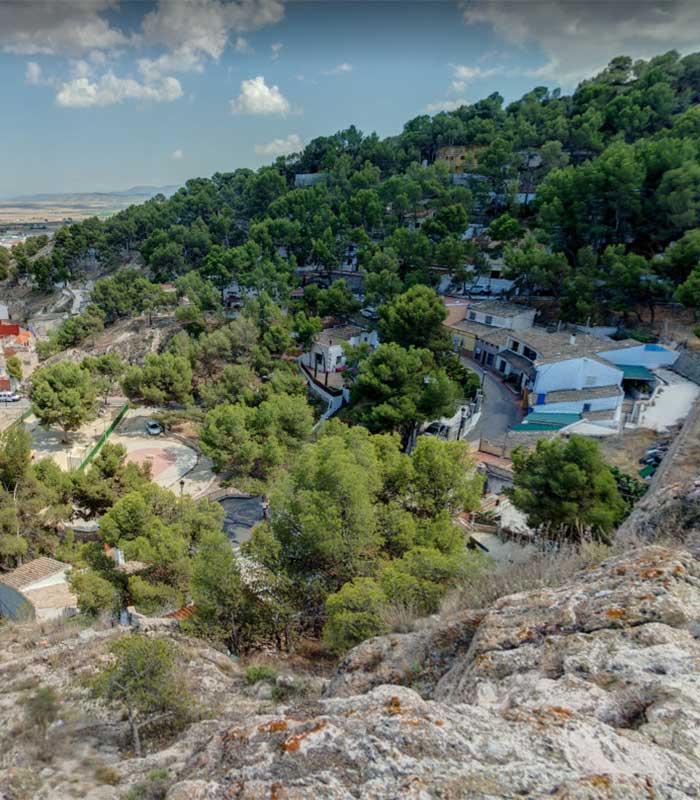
xmin=78 ymin=402 xmax=129 ymax=471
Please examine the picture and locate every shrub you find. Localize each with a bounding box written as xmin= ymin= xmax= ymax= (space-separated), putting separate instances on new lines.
xmin=94 ymin=764 xmax=121 ymax=785
xmin=244 ymin=665 xmax=278 ymax=685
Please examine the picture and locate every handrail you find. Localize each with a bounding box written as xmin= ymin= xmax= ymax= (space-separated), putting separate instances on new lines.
xmin=77 ymin=402 xmax=130 ymax=471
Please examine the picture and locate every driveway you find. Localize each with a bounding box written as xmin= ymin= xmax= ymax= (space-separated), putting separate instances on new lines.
xmin=461 ymin=357 xmax=524 ymax=442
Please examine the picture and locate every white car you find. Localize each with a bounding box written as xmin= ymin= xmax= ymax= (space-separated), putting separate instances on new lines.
xmin=0 ymin=391 xmax=21 ymax=402
xmin=145 ymin=420 xmax=163 ymax=436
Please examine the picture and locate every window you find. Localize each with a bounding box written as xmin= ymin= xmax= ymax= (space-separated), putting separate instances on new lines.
xmin=468 ymin=311 xmax=476 ymax=321
xmin=498 ymin=359 xmax=507 ymax=374
xmin=485 ymin=315 xmax=493 ymax=325
xmin=486 ymin=354 xmax=494 ymax=366
xmin=536 ymin=393 xmax=546 ymax=405
xmin=335 ymin=355 xmax=343 ymax=365
xmin=523 ymin=346 xmax=537 ymax=361
xmin=511 ymin=341 xmax=520 ymax=353
xmin=583 ymin=402 xmax=592 ymax=412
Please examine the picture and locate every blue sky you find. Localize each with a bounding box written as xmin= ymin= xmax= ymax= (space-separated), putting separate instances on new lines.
xmin=1 ymin=0 xmax=699 ymax=196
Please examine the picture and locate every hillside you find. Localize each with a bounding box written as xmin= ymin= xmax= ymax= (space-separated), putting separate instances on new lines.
xmin=1 ymin=544 xmax=699 ymax=799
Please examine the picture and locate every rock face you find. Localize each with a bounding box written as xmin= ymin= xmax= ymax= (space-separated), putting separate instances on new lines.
xmin=165 ymin=546 xmax=700 ymax=799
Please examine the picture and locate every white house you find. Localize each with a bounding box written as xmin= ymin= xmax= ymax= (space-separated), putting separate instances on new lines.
xmin=466 ymin=300 xmax=535 ymax=331
xmin=0 ymin=557 xmax=78 ymax=622
xmin=300 ymin=325 xmax=380 ymax=374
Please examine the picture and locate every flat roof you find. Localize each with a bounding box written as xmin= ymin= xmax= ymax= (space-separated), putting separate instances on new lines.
xmin=469 ymin=300 xmax=535 ymax=317
xmin=315 ymin=325 xmax=364 ymax=346
xmin=542 ymin=384 xmax=623 ymax=403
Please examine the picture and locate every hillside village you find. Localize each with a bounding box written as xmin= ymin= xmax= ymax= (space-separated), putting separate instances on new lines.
xmin=2 ymin=39 xmax=700 ymax=799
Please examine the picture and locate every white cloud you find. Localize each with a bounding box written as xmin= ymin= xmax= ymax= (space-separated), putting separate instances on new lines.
xmin=461 ymin=0 xmax=700 ymax=85
xmin=56 ymin=72 xmax=183 ymax=108
xmin=450 ymin=64 xmax=503 ymax=91
xmin=324 ymin=62 xmax=352 ymax=75
xmin=25 ymin=61 xmax=47 ymax=85
xmin=138 ymin=1 xmax=284 ymax=80
xmin=235 ymin=35 xmax=252 ymax=54
xmin=0 ymin=0 xmax=129 ymax=56
xmin=172 ymin=148 xmax=184 ymax=160
xmin=254 ymin=133 xmax=303 ymax=156
xmin=271 ymin=41 xmax=283 ymax=59
xmin=230 ymin=75 xmax=291 ymax=115
xmin=425 ymin=99 xmax=469 ymax=114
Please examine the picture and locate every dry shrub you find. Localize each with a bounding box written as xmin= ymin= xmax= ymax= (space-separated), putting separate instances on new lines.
xmin=379 ymin=601 xmax=423 ymax=634
xmin=441 ymin=540 xmax=613 ymax=615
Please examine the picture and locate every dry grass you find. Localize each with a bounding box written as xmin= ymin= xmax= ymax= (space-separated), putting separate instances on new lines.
xmin=441 ymin=540 xmax=614 ymax=615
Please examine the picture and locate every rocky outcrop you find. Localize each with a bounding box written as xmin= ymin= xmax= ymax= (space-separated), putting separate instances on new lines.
xmin=5 ymin=546 xmax=700 ymax=799
xmin=325 ymin=608 xmax=484 ymax=699
xmin=164 ymin=546 xmax=700 ymax=799
xmin=617 ymin=397 xmax=700 ymax=549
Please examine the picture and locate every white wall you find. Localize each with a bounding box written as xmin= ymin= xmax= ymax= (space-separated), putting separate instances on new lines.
xmin=599 ymin=344 xmax=679 ymax=369
xmin=533 ymin=395 xmax=621 ymax=415
xmin=532 ymin=357 xmax=623 ymax=394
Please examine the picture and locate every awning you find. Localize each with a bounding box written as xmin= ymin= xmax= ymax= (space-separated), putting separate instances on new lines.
xmin=620 ymin=365 xmax=654 ymax=381
xmin=512 ymin=411 xmax=581 ymax=431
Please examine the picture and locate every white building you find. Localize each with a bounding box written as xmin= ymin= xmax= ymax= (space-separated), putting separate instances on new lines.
xmin=300 ymin=325 xmax=379 ymax=374
xmin=495 ymin=330 xmax=678 ymax=430
xmin=0 ymin=557 xmax=78 ymax=622
xmin=466 ymin=300 xmax=536 ymax=331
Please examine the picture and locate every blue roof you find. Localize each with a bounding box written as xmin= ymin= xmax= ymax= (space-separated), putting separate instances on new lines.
xmin=643 ymin=344 xmax=665 ymax=351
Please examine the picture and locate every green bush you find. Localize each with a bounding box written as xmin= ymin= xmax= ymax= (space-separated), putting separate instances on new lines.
xmin=244 ymin=665 xmax=278 ymax=685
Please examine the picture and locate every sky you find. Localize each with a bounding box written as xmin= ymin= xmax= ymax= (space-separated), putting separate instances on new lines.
xmin=1 ymin=0 xmax=700 ymax=196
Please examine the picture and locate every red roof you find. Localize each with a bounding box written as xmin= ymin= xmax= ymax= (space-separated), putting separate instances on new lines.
xmin=163 ymin=603 xmax=197 ymax=621
xmin=0 ymin=324 xmax=20 ymax=337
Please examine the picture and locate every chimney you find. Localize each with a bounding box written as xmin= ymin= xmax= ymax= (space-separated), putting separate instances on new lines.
xmin=569 ymin=333 xmax=577 ymax=345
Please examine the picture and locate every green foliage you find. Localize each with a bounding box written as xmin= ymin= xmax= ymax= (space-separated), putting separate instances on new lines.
xmin=509 ymin=436 xmax=626 ymax=542
xmin=122 ymin=352 xmax=193 ymax=405
xmin=0 ymin=426 xmax=32 ymax=490
xmin=379 ymin=285 xmax=450 ymax=354
xmin=350 ymin=343 xmax=462 ymax=444
xmin=200 ymin=392 xmax=313 ymax=478
xmin=93 ymin=634 xmax=188 ymax=757
xmin=24 ymin=687 xmax=60 ymax=740
xmin=30 ymin=361 xmax=98 ymax=438
xmin=70 ymin=569 xmax=118 ymax=616
xmin=244 ymin=665 xmax=278 ymax=685
xmin=5 ymin=355 xmax=22 ymax=383
xmin=324 ymin=578 xmax=388 ymax=654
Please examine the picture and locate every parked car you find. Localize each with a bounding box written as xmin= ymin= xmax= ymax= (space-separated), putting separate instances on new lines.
xmin=0 ymin=391 xmax=21 ymax=402
xmin=639 ymin=451 xmax=663 ymax=466
xmin=360 ymin=306 xmax=379 ymax=319
xmin=145 ymin=420 xmax=163 ymax=436
xmin=467 ymin=286 xmax=489 ymax=297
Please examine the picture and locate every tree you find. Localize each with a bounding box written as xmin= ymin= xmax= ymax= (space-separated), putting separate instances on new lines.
xmin=30 ymin=361 xmax=98 ymax=442
xmin=5 ymin=355 xmax=22 ymax=383
xmin=676 ymin=266 xmax=700 ymax=320
xmin=24 ymin=687 xmax=60 ymax=742
xmin=487 ymin=213 xmax=521 ymax=242
xmin=93 ymin=634 xmax=188 ymax=757
xmin=350 ymin=343 xmax=461 ymax=447
xmin=122 ymin=353 xmax=192 ymax=405
xmin=408 ymin=437 xmax=482 ymax=518
xmin=379 ymin=285 xmax=450 ymax=354
xmin=324 ymin=577 xmax=388 ymax=654
xmin=293 ymin=311 xmax=323 ymax=352
xmin=69 ymin=569 xmax=117 ymax=616
xmin=508 ymin=436 xmax=626 ymax=542
xmin=0 ymin=425 xmax=32 ymax=491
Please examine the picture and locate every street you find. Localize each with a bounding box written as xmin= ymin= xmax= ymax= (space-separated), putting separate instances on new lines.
xmin=0 ymin=397 xmax=31 ymax=432
xmin=461 ymin=358 xmax=524 ymax=442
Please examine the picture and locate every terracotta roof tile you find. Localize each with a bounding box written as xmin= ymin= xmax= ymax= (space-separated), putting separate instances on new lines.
xmin=0 ymin=557 xmax=68 ymax=590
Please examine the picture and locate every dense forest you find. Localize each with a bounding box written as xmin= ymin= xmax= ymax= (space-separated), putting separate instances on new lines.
xmin=9 ymin=49 xmax=700 ymax=329
xmin=2 ymin=50 xmax=698 ymax=656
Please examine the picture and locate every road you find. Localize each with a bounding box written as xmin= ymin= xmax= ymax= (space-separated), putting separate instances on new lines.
xmin=461 ymin=358 xmax=524 ymax=442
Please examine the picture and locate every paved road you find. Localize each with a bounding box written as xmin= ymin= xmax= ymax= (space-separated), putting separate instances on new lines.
xmin=0 ymin=398 xmax=31 ymax=431
xmin=461 ymin=358 xmax=524 ymax=442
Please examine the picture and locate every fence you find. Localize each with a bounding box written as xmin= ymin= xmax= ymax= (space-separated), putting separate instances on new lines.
xmin=77 ymin=402 xmax=129 ymax=471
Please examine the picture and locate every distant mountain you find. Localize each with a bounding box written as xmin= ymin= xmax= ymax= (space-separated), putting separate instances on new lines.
xmin=2 ymin=185 xmax=179 ymax=202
